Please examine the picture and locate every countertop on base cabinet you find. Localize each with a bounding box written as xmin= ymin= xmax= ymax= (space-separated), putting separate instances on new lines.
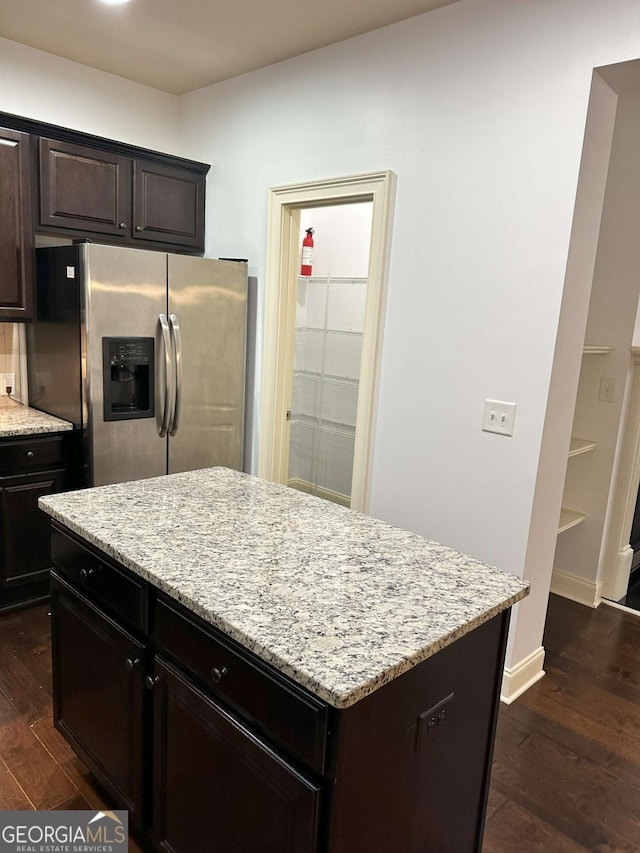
xmin=0 ymin=403 xmax=72 ymax=613
xmin=40 ymin=467 xmax=529 ymax=853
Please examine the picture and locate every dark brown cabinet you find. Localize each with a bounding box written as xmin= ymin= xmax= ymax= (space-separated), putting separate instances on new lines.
xmin=0 ymin=110 xmax=210 ymax=316
xmin=50 ymin=573 xmax=147 ymax=825
xmin=151 ymin=657 xmax=320 ymax=853
xmin=0 ymin=127 xmax=34 ymax=320
xmin=0 ymin=433 xmax=68 ymax=613
xmin=39 ymin=138 xmax=131 ymax=237
xmin=39 ymin=137 xmax=206 ymax=252
xmin=49 ymin=524 xmax=510 ymax=853
xmin=133 ymin=160 xmax=204 ymax=249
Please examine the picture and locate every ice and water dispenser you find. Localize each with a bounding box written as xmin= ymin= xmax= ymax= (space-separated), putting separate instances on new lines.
xmin=102 ymin=337 xmax=155 ymax=421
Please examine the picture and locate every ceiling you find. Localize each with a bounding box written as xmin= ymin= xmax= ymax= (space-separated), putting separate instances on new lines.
xmin=0 ymin=0 xmax=461 ymax=95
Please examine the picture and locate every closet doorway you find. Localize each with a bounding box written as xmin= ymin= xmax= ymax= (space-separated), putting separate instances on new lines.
xmin=259 ymin=172 xmax=395 ymax=513
xmin=288 ymin=204 xmax=371 ymax=507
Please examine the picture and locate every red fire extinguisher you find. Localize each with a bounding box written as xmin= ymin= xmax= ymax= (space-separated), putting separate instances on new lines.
xmin=301 ymin=227 xmax=314 ymax=276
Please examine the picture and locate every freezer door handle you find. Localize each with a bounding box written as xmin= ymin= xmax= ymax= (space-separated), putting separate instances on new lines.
xmin=169 ymin=313 xmax=183 ymax=436
xmin=159 ymin=313 xmax=174 ymax=437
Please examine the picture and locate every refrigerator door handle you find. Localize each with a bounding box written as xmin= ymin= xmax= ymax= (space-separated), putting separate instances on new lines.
xmin=169 ymin=313 xmax=183 ymax=436
xmin=159 ymin=313 xmax=174 ymax=437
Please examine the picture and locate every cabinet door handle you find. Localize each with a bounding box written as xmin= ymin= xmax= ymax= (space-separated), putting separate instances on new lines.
xmin=135 ymin=225 xmax=143 ymax=232
xmin=118 ymin=222 xmax=127 ymax=229
xmin=145 ymin=675 xmax=160 ymax=690
xmin=211 ymin=666 xmax=229 ymax=684
xmin=25 ymin=451 xmax=35 ymax=458
xmin=125 ymin=657 xmax=140 ymax=672
xmin=79 ymin=567 xmax=96 ymax=580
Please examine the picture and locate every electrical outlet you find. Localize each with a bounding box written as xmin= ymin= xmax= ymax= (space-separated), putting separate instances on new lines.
xmin=1 ymin=373 xmax=15 ymax=396
xmin=482 ymin=399 xmax=516 ymax=436
xmin=599 ymin=376 xmax=616 ymax=403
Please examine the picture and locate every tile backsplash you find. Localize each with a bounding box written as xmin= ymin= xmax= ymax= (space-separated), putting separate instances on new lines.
xmin=0 ymin=324 xmax=27 ymax=403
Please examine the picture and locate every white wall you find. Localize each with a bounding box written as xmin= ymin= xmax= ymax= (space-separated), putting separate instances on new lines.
xmin=0 ymin=37 xmax=180 ymax=154
xmin=179 ymin=0 xmax=640 ymax=674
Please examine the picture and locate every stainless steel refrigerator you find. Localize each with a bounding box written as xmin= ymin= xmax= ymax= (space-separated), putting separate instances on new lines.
xmin=27 ymin=243 xmax=247 ymax=487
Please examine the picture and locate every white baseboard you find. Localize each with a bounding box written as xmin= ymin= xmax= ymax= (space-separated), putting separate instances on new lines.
xmin=500 ymin=646 xmax=545 ymax=705
xmin=550 ymin=567 xmax=602 ymax=608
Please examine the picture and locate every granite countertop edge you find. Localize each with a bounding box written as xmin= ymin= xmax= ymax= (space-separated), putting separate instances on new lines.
xmin=42 ymin=501 xmax=529 ymax=709
xmin=0 ymin=402 xmax=73 ymax=437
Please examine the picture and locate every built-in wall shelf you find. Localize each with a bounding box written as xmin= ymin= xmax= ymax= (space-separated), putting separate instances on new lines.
xmin=569 ymin=437 xmax=598 ymax=457
xmin=558 ymin=508 xmax=587 ymax=534
xmin=582 ymin=345 xmax=613 ymax=355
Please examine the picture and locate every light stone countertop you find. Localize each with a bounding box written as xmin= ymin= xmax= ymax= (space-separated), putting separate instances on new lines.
xmin=0 ymin=400 xmax=72 ymax=437
xmin=39 ymin=467 xmax=529 ymax=709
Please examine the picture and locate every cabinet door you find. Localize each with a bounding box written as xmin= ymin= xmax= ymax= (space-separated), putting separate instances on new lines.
xmin=0 ymin=127 xmax=33 ymax=320
xmin=39 ymin=138 xmax=131 ymax=237
xmin=152 ymin=658 xmax=320 ymax=853
xmin=132 ymin=160 xmax=205 ymax=250
xmin=50 ymin=575 xmax=147 ymax=825
xmin=0 ymin=468 xmax=66 ymax=586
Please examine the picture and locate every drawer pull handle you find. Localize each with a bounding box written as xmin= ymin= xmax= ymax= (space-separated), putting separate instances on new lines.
xmin=125 ymin=657 xmax=140 ymax=672
xmin=211 ymin=666 xmax=229 ymax=684
xmin=145 ymin=675 xmax=160 ymax=690
xmin=26 ymin=451 xmax=35 ymax=458
xmin=80 ymin=567 xmax=96 ymax=580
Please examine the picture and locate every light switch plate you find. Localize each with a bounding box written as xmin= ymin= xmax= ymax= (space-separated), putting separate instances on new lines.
xmin=482 ymin=399 xmax=516 ymax=436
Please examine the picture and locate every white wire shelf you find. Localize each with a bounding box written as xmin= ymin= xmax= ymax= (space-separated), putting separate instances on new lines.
xmin=297 ymin=326 xmax=363 ymax=336
xmin=298 ymin=276 xmax=368 ymax=284
xmin=293 ymin=370 xmax=359 ymax=389
xmin=290 ymin=414 xmax=356 ymax=438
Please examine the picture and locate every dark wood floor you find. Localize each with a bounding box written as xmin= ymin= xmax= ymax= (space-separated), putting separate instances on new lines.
xmin=0 ymin=594 xmax=639 ymax=851
xmin=0 ymin=603 xmax=143 ymax=849
xmin=483 ymin=594 xmax=640 ymax=852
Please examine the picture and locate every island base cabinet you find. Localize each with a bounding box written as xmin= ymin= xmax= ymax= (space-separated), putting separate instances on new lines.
xmin=151 ymin=658 xmax=321 ymax=853
xmin=50 ymin=574 xmax=147 ymax=827
xmin=327 ymin=610 xmax=510 ymax=853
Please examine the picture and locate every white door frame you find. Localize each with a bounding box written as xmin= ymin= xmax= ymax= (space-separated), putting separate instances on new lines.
xmin=259 ymin=170 xmax=396 ymax=513
xmin=601 ymin=347 xmax=640 ymax=600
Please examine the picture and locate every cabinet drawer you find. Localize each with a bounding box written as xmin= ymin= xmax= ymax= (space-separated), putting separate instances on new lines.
xmin=155 ymin=596 xmax=328 ymax=774
xmin=51 ymin=526 xmax=148 ymax=634
xmin=0 ymin=435 xmax=65 ymax=474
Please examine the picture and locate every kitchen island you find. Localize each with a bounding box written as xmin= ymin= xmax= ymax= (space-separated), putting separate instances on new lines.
xmin=40 ymin=467 xmax=529 ymax=853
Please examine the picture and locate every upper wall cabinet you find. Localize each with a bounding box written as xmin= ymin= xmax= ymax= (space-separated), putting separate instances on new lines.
xmin=39 ymin=139 xmax=131 ymax=238
xmin=0 ymin=128 xmax=34 ymax=320
xmin=39 ymin=138 xmax=206 ymax=253
xmin=133 ymin=160 xmax=204 ymax=249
